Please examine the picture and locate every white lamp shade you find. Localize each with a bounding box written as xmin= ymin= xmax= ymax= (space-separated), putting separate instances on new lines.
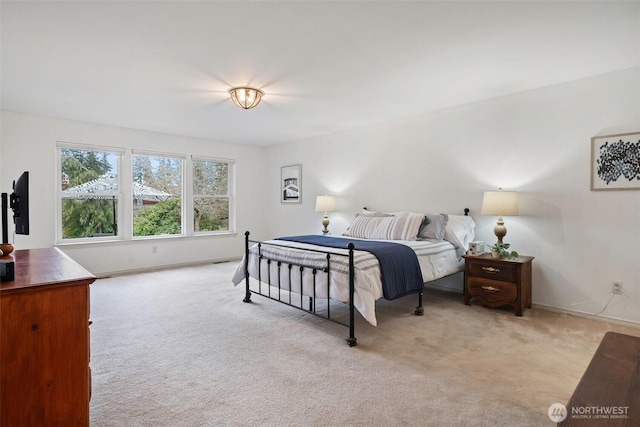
xmin=481 ymin=191 xmax=518 ymax=216
xmin=315 ymin=195 xmax=336 ymax=212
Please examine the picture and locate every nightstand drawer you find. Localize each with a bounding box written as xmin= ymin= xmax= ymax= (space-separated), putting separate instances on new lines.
xmin=468 ymin=260 xmax=516 ymax=282
xmin=467 ymin=278 xmax=517 ymax=303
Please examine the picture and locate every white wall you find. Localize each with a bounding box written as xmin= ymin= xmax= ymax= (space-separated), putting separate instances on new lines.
xmin=265 ymin=68 xmax=640 ymax=324
xmin=0 ymin=111 xmax=268 ymax=275
xmin=2 ymin=69 xmax=638 ymax=324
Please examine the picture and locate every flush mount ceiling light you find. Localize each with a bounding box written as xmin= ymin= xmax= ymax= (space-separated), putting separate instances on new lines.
xmin=228 ymin=87 xmax=263 ymax=109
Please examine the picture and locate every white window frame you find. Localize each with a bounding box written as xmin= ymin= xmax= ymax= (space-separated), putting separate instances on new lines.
xmin=56 ymin=142 xmax=125 ymax=244
xmin=131 ymin=150 xmax=186 ymax=239
xmin=56 ymin=143 xmax=236 ymax=245
xmin=191 ymin=156 xmax=236 ymax=235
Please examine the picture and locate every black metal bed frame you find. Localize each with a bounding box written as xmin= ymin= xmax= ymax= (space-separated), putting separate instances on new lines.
xmin=242 ymin=231 xmax=424 ymax=347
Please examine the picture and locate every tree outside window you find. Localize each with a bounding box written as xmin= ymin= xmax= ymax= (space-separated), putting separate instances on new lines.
xmin=193 ymin=159 xmax=230 ymax=233
xmin=132 ymin=154 xmax=183 ymax=237
xmin=58 ymin=146 xmax=233 ymax=242
xmin=59 ymin=148 xmax=120 ymax=239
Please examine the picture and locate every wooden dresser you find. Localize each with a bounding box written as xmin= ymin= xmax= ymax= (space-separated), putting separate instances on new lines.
xmin=1 ymin=248 xmax=96 ymax=426
xmin=559 ymin=331 xmax=640 ymax=426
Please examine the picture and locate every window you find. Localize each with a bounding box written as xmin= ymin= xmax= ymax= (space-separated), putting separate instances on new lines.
xmin=58 ymin=145 xmax=122 ymax=240
xmin=57 ymin=144 xmax=234 ymax=243
xmin=192 ymin=158 xmax=233 ymax=233
xmin=132 ymin=153 xmax=183 ymax=237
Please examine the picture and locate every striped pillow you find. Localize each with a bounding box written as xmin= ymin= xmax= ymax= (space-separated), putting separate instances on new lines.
xmin=345 ymin=213 xmax=424 ymax=240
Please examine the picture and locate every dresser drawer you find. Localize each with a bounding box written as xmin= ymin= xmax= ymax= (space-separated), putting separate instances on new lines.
xmin=467 ymin=278 xmax=517 ymax=303
xmin=468 ymin=260 xmax=516 ymax=282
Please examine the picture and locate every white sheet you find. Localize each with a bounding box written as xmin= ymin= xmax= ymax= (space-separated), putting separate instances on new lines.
xmin=231 ymin=236 xmax=463 ymax=326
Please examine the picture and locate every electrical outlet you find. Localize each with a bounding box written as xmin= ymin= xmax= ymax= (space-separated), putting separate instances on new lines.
xmin=612 ymin=282 xmax=623 ymax=295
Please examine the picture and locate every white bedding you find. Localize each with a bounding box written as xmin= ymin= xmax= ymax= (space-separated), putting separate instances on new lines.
xmin=231 ymin=236 xmax=463 ymax=326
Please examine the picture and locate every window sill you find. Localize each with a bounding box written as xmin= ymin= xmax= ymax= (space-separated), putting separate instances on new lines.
xmin=55 ymin=231 xmax=237 ymax=248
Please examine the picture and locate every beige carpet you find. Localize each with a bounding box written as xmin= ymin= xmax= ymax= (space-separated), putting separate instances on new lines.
xmin=89 ymin=261 xmax=639 ymax=426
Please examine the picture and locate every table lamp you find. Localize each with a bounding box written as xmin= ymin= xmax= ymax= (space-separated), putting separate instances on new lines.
xmin=481 ymin=189 xmax=518 ymax=245
xmin=315 ymin=195 xmax=336 ymax=235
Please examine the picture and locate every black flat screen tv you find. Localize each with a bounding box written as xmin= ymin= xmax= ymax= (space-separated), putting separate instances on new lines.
xmin=10 ymin=171 xmax=29 ymax=235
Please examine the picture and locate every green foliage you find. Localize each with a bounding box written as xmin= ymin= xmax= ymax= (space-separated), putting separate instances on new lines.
xmin=131 ymin=155 xmax=183 ymax=236
xmin=490 ymin=243 xmax=519 ymax=260
xmin=61 ymin=149 xmax=115 ymax=238
xmin=62 ymin=199 xmax=117 ymax=238
xmin=61 ymin=149 xmax=111 ymax=186
xmin=133 ymin=198 xmax=182 ymax=237
xmin=61 ymin=151 xmax=231 ymax=238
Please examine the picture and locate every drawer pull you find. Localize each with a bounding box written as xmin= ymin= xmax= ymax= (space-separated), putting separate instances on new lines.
xmin=481 ymin=285 xmax=500 ymax=294
xmin=481 ymin=266 xmax=500 ymax=274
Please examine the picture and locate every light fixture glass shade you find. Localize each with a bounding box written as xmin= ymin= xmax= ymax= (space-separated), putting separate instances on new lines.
xmin=315 ymin=195 xmax=336 ymax=212
xmin=480 ymin=191 xmax=518 ymax=216
xmin=229 ymin=87 xmax=263 ymax=109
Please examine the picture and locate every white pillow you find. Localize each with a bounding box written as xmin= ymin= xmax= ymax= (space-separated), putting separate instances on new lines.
xmin=345 ymin=212 xmax=424 ymax=240
xmin=444 ymin=214 xmax=476 ymax=249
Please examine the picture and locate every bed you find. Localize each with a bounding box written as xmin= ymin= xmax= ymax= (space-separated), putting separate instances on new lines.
xmin=231 ymin=208 xmax=475 ymax=346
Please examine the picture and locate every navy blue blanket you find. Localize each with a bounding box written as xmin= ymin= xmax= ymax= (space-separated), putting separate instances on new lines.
xmin=275 ymin=235 xmax=424 ymax=300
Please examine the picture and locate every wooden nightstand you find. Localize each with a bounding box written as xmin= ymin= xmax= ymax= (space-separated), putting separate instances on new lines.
xmin=463 ymin=253 xmax=534 ymax=316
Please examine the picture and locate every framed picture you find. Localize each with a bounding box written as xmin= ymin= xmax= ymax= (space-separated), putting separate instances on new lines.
xmin=591 ymin=132 xmax=640 ymax=191
xmin=281 ymin=164 xmax=301 ymax=203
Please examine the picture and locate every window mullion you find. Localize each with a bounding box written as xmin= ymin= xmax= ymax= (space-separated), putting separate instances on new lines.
xmin=184 ymin=156 xmax=193 ymax=235
xmin=122 ymin=150 xmax=132 ymax=240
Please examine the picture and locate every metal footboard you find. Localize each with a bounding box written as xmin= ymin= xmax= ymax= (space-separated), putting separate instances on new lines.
xmin=242 ymin=231 xmax=358 ymax=346
xmin=241 ymin=231 xmax=426 ymax=346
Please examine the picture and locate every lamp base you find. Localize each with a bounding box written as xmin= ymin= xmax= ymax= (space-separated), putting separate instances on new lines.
xmin=494 ymin=216 xmax=506 ymax=245
xmin=322 ymin=215 xmax=330 ymax=235
xmin=0 ymin=243 xmax=14 ymax=256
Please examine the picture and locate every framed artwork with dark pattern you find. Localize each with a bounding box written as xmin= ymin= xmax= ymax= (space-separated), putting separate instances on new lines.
xmin=591 ymin=132 xmax=640 ymax=191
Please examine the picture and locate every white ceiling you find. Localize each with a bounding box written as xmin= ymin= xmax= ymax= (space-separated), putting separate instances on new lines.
xmin=2 ymin=1 xmax=639 ymax=147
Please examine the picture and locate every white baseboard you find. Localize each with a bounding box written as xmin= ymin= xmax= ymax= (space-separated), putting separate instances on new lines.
xmin=95 ymin=256 xmax=242 ymax=279
xmin=533 ymin=302 xmax=640 ymax=329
